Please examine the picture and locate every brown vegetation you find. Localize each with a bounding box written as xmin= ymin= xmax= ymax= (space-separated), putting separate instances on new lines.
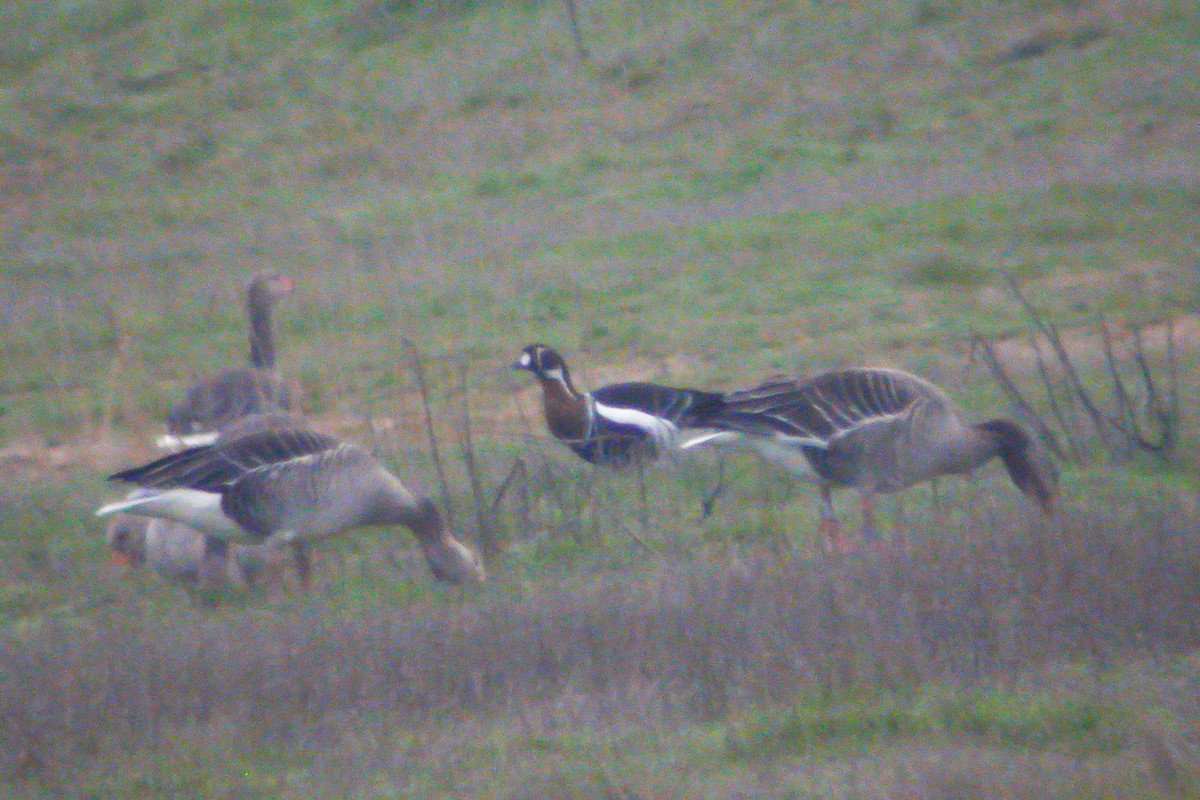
xmin=3 ymin=496 xmax=1198 ymax=796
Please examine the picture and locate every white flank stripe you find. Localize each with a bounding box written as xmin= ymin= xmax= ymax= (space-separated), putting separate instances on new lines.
xmin=593 ymin=401 xmax=677 ymax=444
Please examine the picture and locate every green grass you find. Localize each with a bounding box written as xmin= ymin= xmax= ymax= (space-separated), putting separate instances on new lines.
xmin=727 ymin=687 xmax=1123 ymax=758
xmin=3 ymin=0 xmax=1200 ymax=796
xmin=2 ymin=181 xmax=1195 ymax=443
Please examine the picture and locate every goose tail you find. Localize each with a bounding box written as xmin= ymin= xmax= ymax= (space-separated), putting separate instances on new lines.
xmin=680 ymin=430 xmax=741 ymax=450
xmin=95 ymin=489 xmax=160 ymax=518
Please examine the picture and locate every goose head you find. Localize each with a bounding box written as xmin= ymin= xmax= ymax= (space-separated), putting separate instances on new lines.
xmin=247 ymin=273 xmax=294 ymax=308
xmin=978 ymin=419 xmax=1059 ymax=515
xmin=421 ymin=534 xmax=488 ymax=585
xmin=512 ymin=344 xmax=572 ymax=387
xmin=400 ymin=497 xmax=487 ymax=585
xmin=104 ymin=513 xmax=148 ymax=567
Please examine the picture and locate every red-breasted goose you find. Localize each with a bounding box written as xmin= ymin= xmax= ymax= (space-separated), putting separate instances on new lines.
xmin=160 ymin=273 xmax=297 ymax=448
xmin=97 ymin=428 xmax=486 ymax=585
xmin=512 ymin=344 xmax=723 ymax=467
xmin=683 ymin=367 xmax=1058 ymax=552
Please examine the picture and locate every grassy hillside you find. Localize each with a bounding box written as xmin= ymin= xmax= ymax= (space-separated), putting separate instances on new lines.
xmin=2 ymin=0 xmax=1200 ymax=796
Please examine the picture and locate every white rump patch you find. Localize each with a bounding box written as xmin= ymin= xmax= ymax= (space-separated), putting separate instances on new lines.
xmin=155 ymin=431 xmax=220 ymax=450
xmin=679 ymin=431 xmax=739 ymax=450
xmin=680 ymin=430 xmax=824 ymax=481
xmin=96 ymin=488 xmax=244 ymax=538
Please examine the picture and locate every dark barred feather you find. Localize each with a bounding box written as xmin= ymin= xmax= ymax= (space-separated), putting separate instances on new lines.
xmin=109 ymin=429 xmax=338 ymax=492
xmin=714 ymin=369 xmax=921 ymax=442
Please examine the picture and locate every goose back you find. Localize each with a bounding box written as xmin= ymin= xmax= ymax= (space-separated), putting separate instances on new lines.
xmin=576 ymin=381 xmax=725 ymax=466
xmin=514 ymin=343 xmax=723 ymax=468
xmin=166 ymin=370 xmax=295 ymax=437
xmin=104 ymin=428 xmax=487 ymax=584
xmin=112 ymin=429 xmax=340 ymax=494
xmin=220 ymin=443 xmax=408 ymax=541
xmin=166 ymin=273 xmax=295 ymax=438
xmin=712 ymin=368 xmax=996 ymax=494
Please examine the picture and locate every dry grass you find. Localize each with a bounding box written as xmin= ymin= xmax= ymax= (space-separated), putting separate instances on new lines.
xmin=3 ymin=1 xmax=1200 ymax=797
xmin=2 ymin=492 xmax=1198 ymax=797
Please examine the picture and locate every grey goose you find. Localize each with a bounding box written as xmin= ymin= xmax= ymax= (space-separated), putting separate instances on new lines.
xmin=97 ymin=428 xmax=486 ymax=585
xmin=105 ymin=411 xmax=313 ymax=591
xmin=160 ymin=273 xmax=297 ymax=449
xmin=105 ymin=515 xmax=271 ymax=591
xmin=683 ymin=367 xmax=1058 ymax=552
xmin=513 ymin=344 xmax=723 ymax=467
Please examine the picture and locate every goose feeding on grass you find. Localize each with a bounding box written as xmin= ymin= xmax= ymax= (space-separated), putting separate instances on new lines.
xmin=512 ymin=343 xmax=724 ymax=467
xmin=105 ymin=411 xmax=313 ymax=591
xmin=683 ymin=367 xmax=1058 ymax=553
xmin=105 ymin=514 xmax=271 ymax=591
xmin=97 ymin=428 xmax=487 ymax=586
xmin=160 ymin=273 xmax=298 ymax=449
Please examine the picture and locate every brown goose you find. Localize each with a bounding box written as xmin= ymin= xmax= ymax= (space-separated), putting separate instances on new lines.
xmin=161 ymin=273 xmax=296 ymax=448
xmin=684 ymin=367 xmax=1058 ymax=552
xmin=96 ymin=428 xmax=486 ymax=586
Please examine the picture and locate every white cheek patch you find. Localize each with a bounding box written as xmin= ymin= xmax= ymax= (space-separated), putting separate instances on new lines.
xmin=518 ymin=352 xmax=532 ymax=368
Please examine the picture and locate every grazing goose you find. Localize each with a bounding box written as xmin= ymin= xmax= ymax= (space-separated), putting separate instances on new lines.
xmin=105 ymin=411 xmax=312 ymax=590
xmin=683 ymin=367 xmax=1058 ymax=552
xmin=512 ymin=343 xmax=724 ymax=467
xmin=96 ymin=428 xmax=486 ymax=586
xmin=105 ymin=515 xmax=269 ymax=591
xmin=161 ymin=273 xmax=297 ymax=448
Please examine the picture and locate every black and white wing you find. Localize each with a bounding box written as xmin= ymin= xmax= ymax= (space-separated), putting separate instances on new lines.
xmin=568 ymin=383 xmax=723 ymax=466
xmin=591 ymin=383 xmax=725 ymax=428
xmin=108 ymin=428 xmax=338 ymax=492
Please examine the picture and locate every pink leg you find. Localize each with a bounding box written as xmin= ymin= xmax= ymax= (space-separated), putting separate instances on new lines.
xmin=819 ymin=485 xmax=855 ymax=554
xmin=861 ymin=493 xmax=879 ymax=546
xmin=293 ymin=542 xmax=313 ymax=589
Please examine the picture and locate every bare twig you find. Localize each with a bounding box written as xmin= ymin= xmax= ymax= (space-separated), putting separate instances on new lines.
xmin=402 ymin=338 xmax=453 ymax=528
xmin=563 ymin=0 xmax=590 ymax=61
xmin=1096 ymin=314 xmax=1142 ymax=444
xmin=1003 ymin=273 xmax=1114 ymax=450
xmin=100 ymin=303 xmax=129 ymax=443
xmin=454 ymin=363 xmax=501 ymax=557
xmin=489 ymin=457 xmax=527 ymax=520
xmin=976 ymin=274 xmax=1183 ymax=465
xmin=1129 ymin=320 xmax=1176 ymax=454
xmin=1029 ymin=334 xmax=1083 ymax=462
xmin=969 ymin=333 xmax=1064 ymax=460
xmin=1166 ymin=316 xmax=1182 ymax=438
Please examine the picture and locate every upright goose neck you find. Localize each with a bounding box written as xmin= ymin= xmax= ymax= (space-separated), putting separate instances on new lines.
xmin=247 ymin=285 xmax=277 ymax=370
xmin=537 ymin=360 xmax=580 ymax=397
xmin=537 ymin=369 xmax=590 ymax=441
